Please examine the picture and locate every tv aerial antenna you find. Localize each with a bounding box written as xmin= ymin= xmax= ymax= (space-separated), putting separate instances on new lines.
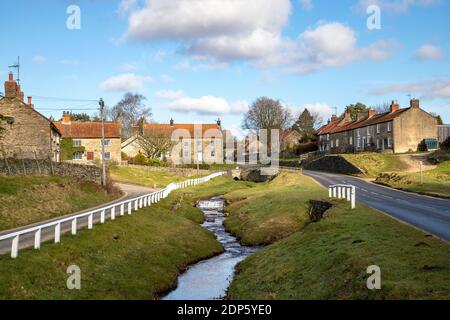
xmin=8 ymin=56 xmax=20 ymax=84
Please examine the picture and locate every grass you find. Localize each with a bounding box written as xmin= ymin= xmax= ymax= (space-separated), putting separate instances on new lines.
xmin=375 ymin=161 xmax=450 ymax=198
xmin=228 ymin=174 xmax=450 ymax=300
xmin=340 ymin=153 xmax=409 ymax=177
xmin=0 ymin=176 xmax=121 ymax=231
xmin=109 ymin=166 xmax=205 ymax=188
xmin=0 ymin=175 xmax=252 ymax=299
xmin=223 ymin=173 xmax=321 ymax=246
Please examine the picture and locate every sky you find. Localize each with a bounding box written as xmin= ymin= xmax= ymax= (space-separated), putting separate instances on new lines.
xmin=1 ymin=0 xmax=449 ymax=137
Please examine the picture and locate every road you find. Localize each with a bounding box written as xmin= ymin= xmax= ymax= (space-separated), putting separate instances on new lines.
xmin=303 ymin=170 xmax=450 ymax=243
xmin=0 ymin=183 xmax=158 ymax=255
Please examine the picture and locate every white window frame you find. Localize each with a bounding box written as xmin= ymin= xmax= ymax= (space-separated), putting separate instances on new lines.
xmin=103 ymin=152 xmax=111 ymax=160
xmin=387 ymin=122 xmax=392 ymax=132
xmin=336 ymin=139 xmax=339 ymax=147
xmin=349 ymin=136 xmax=353 ymax=145
xmin=73 ymin=151 xmax=83 ymax=160
xmin=387 ymin=137 xmax=392 ymax=148
xmin=211 ymin=150 xmax=215 ymax=157
xmin=73 ymin=139 xmax=82 ymax=147
xmin=377 ymin=139 xmax=380 ymax=149
xmin=331 ymin=140 xmax=334 ymax=148
xmin=102 ymin=139 xmax=111 ymax=147
xmin=376 ymin=124 xmax=380 ymax=134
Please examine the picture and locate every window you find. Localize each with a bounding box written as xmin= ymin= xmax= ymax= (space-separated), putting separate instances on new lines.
xmin=103 ymin=152 xmax=111 ymax=160
xmin=331 ymin=140 xmax=334 ymax=148
xmin=377 ymin=139 xmax=380 ymax=149
xmin=349 ymin=136 xmax=353 ymax=145
xmin=73 ymin=152 xmax=83 ymax=160
xmin=196 ymin=140 xmax=201 ymax=146
xmin=184 ymin=150 xmax=190 ymax=157
xmin=376 ymin=124 xmax=380 ymax=134
xmin=326 ymin=134 xmax=330 ymax=141
xmin=357 ymin=129 xmax=361 ymax=137
xmin=102 ymin=139 xmax=111 ymax=147
xmin=387 ymin=137 xmax=392 ymax=148
xmin=73 ymin=140 xmax=82 ymax=147
xmin=387 ymin=122 xmax=391 ymax=132
xmin=211 ymin=151 xmax=215 ymax=157
xmin=184 ymin=141 xmax=189 ymax=147
xmin=367 ymin=127 xmax=370 ymax=137
xmin=357 ymin=138 xmax=361 ymax=148
xmin=336 ymin=139 xmax=339 ymax=147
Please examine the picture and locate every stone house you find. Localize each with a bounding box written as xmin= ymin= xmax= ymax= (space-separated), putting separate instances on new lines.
xmin=53 ymin=112 xmax=122 ymax=163
xmin=317 ymin=100 xmax=438 ymax=154
xmin=438 ymin=125 xmax=450 ymax=144
xmin=0 ymin=72 xmax=61 ymax=161
xmin=121 ymin=119 xmax=223 ymax=164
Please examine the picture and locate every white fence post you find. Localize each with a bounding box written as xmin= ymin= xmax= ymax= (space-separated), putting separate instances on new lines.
xmin=121 ymin=203 xmax=125 ymax=216
xmin=71 ymin=218 xmax=77 ymax=235
xmin=128 ymin=202 xmax=132 ymax=215
xmin=111 ymin=207 xmax=116 ymax=220
xmin=100 ymin=210 xmax=105 ymax=224
xmin=351 ymin=186 xmax=356 ymax=209
xmin=11 ymin=235 xmax=19 ymax=259
xmin=88 ymin=213 xmax=93 ymax=229
xmin=34 ymin=229 xmax=41 ymax=249
xmin=55 ymin=223 xmax=61 ymax=243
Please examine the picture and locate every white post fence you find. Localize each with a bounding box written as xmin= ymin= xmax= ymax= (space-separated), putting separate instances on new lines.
xmin=0 ymin=171 xmax=226 ymax=259
xmin=328 ymin=184 xmax=356 ymax=209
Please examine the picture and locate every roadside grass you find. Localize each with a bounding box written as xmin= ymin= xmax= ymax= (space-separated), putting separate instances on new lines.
xmin=340 ymin=153 xmax=409 ymax=177
xmin=375 ymin=161 xmax=450 ymax=198
xmin=223 ymin=173 xmax=323 ymax=246
xmin=109 ymin=166 xmax=205 ymax=188
xmin=228 ymin=177 xmax=450 ymax=300
xmin=0 ymin=175 xmax=251 ymax=299
xmin=0 ymin=176 xmax=121 ymax=231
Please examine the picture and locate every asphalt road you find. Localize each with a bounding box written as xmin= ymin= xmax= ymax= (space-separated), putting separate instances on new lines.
xmin=0 ymin=183 xmax=158 ymax=256
xmin=303 ymin=170 xmax=450 ymax=242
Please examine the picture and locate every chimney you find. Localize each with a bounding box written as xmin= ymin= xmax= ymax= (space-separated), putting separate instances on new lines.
xmin=356 ymin=113 xmax=366 ymax=121
xmin=390 ymin=100 xmax=400 ymax=113
xmin=217 ymin=118 xmax=221 ymax=127
xmin=338 ymin=112 xmax=353 ymax=126
xmin=410 ymin=99 xmax=420 ymax=109
xmin=27 ymin=96 xmax=34 ymax=108
xmin=170 ymin=118 xmax=174 ymax=126
xmin=4 ymin=72 xmax=18 ymax=98
xmin=368 ymin=108 xmax=377 ymax=118
xmin=331 ymin=115 xmax=338 ymax=121
xmin=61 ymin=111 xmax=72 ymax=125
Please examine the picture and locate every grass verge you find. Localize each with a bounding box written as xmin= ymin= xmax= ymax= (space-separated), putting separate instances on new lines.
xmin=228 ymin=174 xmax=450 ymax=300
xmin=0 ymin=175 xmax=251 ymax=299
xmin=340 ymin=153 xmax=409 ymax=177
xmin=374 ymin=161 xmax=450 ymax=198
xmin=0 ymin=176 xmax=121 ymax=231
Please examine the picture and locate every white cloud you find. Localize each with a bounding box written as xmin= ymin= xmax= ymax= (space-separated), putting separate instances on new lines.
xmin=370 ymin=79 xmax=450 ymax=99
xmin=299 ymin=0 xmax=313 ymax=10
xmin=61 ymin=59 xmax=80 ymax=66
xmin=33 ymin=56 xmax=47 ymax=63
xmin=153 ymin=50 xmax=167 ymax=62
xmin=300 ymin=103 xmax=335 ymax=121
xmin=120 ymin=62 xmax=139 ymax=72
xmin=160 ymin=91 xmax=248 ymax=115
xmin=118 ymin=0 xmax=137 ymax=14
xmin=160 ymin=74 xmax=174 ymax=83
xmin=100 ymin=73 xmax=153 ymax=92
xmin=415 ymin=44 xmax=444 ymax=60
xmin=354 ymin=0 xmax=440 ymax=14
xmin=124 ymin=1 xmax=395 ymax=74
xmin=156 ymin=90 xmax=185 ymax=100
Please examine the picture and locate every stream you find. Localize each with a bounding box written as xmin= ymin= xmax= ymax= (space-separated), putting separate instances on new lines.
xmin=163 ymin=197 xmax=259 ymax=300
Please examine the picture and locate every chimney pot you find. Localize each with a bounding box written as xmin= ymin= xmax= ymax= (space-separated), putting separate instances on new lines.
xmin=410 ymin=99 xmax=420 ymax=109
xmin=170 ymin=118 xmax=174 ymax=126
xmin=27 ymin=96 xmax=32 ymax=105
xmin=390 ymin=101 xmax=400 ymax=113
xmin=8 ymin=72 xmax=13 ymax=81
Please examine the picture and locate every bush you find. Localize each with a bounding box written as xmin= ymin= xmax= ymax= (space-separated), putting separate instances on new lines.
xmin=133 ymin=152 xmax=149 ymax=166
xmin=418 ymin=140 xmax=428 ymax=152
xmin=295 ymin=142 xmax=318 ymax=155
xmin=148 ymin=158 xmax=166 ymax=167
xmin=441 ymin=137 xmax=450 ymax=151
xmin=121 ymin=152 xmax=128 ymax=160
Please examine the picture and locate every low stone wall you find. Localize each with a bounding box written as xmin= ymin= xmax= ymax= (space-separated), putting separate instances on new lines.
xmin=303 ymin=155 xmax=363 ymax=175
xmin=121 ymin=164 xmax=211 ymax=177
xmin=0 ymin=158 xmax=103 ymax=184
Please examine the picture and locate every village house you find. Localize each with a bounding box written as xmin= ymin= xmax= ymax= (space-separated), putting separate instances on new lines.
xmin=0 ymin=72 xmax=61 ymax=161
xmin=317 ymin=100 xmax=438 ymax=154
xmin=121 ymin=118 xmax=223 ymax=164
xmin=53 ymin=112 xmax=121 ymax=163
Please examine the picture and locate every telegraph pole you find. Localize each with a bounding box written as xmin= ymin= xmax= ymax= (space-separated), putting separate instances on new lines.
xmin=99 ymin=98 xmax=106 ymax=187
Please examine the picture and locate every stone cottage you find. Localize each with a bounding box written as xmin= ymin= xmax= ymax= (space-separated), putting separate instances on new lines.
xmin=317 ymin=100 xmax=438 ymax=154
xmin=53 ymin=112 xmax=122 ymax=163
xmin=121 ymin=119 xmax=223 ymax=164
xmin=0 ymin=72 xmax=61 ymax=161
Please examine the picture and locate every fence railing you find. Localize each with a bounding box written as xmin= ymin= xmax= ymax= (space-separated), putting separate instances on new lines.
xmin=328 ymin=184 xmax=356 ymax=209
xmin=0 ymin=171 xmax=225 ymax=259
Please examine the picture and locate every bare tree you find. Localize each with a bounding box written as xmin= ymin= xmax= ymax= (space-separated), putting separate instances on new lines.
xmin=136 ymin=127 xmax=175 ymax=160
xmin=107 ymin=93 xmax=152 ymax=140
xmin=372 ymin=102 xmax=390 ymax=114
xmin=242 ymin=97 xmax=293 ymax=132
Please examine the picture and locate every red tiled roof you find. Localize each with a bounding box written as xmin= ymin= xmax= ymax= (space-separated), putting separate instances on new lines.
xmin=317 ymin=108 xmax=410 ymax=135
xmin=142 ymin=123 xmax=221 ymax=137
xmin=53 ymin=121 xmax=121 ymax=138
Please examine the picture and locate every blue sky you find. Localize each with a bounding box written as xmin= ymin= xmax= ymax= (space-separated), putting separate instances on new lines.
xmin=1 ymin=0 xmax=449 ymax=136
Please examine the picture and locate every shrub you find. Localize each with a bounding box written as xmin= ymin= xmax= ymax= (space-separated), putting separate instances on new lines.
xmin=295 ymin=142 xmax=318 ymax=155
xmin=441 ymin=137 xmax=450 ymax=151
xmin=121 ymin=151 xmax=128 ymax=160
xmin=133 ymin=152 xmax=149 ymax=166
xmin=148 ymin=158 xmax=166 ymax=167
xmin=418 ymin=140 xmax=428 ymax=152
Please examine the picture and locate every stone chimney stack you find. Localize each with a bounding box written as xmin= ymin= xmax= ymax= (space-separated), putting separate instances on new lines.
xmin=27 ymin=96 xmax=34 ymax=108
xmin=217 ymin=118 xmax=222 ymax=127
xmin=390 ymin=100 xmax=400 ymax=113
xmin=356 ymin=113 xmax=366 ymax=121
xmin=410 ymin=99 xmax=420 ymax=109
xmin=368 ymin=108 xmax=377 ymax=118
xmin=170 ymin=118 xmax=174 ymax=126
xmin=62 ymin=111 xmax=72 ymax=125
xmin=4 ymin=72 xmax=18 ymax=98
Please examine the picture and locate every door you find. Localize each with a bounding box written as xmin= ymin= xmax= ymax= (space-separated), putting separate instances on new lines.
xmin=87 ymin=152 xmax=94 ymax=161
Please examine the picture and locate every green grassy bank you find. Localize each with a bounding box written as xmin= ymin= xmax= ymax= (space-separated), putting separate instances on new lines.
xmin=0 ymin=176 xmax=121 ymax=231
xmin=375 ymin=161 xmax=450 ymax=198
xmin=227 ymin=173 xmax=450 ymax=300
xmin=341 ymin=153 xmax=409 ymax=177
xmin=0 ymin=175 xmax=251 ymax=299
